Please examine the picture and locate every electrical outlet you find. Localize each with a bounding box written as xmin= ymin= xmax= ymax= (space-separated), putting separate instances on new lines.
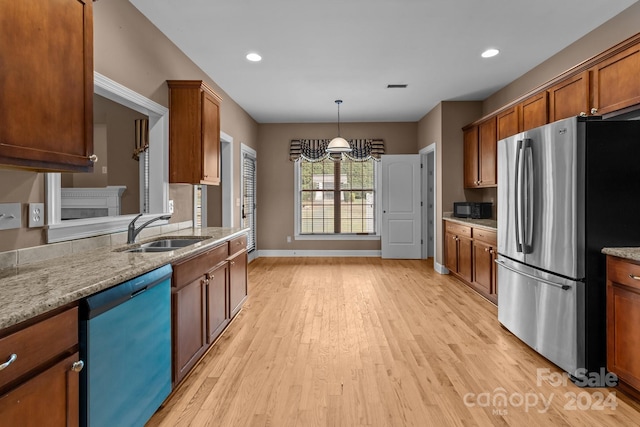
xmin=29 ymin=203 xmax=45 ymax=228
xmin=287 ymin=236 xmax=291 ymax=243
xmin=0 ymin=203 xmax=21 ymax=230
xmin=168 ymin=200 xmax=174 ymax=214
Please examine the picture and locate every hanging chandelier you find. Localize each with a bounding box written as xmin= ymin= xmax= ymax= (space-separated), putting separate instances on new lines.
xmin=326 ymin=100 xmax=352 ymax=153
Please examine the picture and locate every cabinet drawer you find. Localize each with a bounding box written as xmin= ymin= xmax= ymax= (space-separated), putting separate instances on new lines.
xmin=173 ymin=243 xmax=229 ymax=288
xmin=607 ymin=256 xmax=640 ymax=291
xmin=0 ymin=307 xmax=78 ymax=388
xmin=229 ymin=234 xmax=247 ymax=255
xmin=473 ymin=228 xmax=497 ymax=245
xmin=445 ymin=222 xmax=471 ymax=238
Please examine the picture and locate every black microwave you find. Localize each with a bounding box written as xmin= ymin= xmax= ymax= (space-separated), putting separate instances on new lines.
xmin=453 ymin=202 xmax=492 ymax=219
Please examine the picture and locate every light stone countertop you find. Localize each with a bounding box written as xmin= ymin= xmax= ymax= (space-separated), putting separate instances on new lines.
xmin=442 ymin=212 xmax=497 ymax=231
xmin=0 ymin=227 xmax=248 ymax=330
xmin=602 ymin=247 xmax=640 ymax=263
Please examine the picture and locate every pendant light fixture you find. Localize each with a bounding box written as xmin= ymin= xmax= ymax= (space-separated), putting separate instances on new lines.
xmin=326 ymin=99 xmax=352 ymax=153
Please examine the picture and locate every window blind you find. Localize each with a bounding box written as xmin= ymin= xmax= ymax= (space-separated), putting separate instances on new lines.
xmin=242 ymin=154 xmax=257 ymax=252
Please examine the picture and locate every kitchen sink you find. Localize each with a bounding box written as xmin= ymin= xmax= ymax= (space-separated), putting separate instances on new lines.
xmin=140 ymin=238 xmax=207 ymax=248
xmin=118 ymin=237 xmax=209 ymax=253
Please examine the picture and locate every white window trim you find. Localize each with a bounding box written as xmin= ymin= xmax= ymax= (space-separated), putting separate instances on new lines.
xmin=45 ymin=72 xmax=170 ymax=243
xmin=293 ymin=159 xmax=381 ymax=241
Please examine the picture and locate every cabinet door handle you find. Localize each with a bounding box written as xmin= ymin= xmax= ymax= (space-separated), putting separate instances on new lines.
xmin=0 ymin=353 xmax=17 ymax=371
xmin=231 ymin=261 xmax=235 ymax=265
xmin=590 ymin=108 xmax=598 ymax=115
xmin=71 ymin=360 xmax=84 ymax=373
xmin=629 ymin=274 xmax=640 ymax=281
xmin=88 ymin=154 xmax=98 ymax=163
xmin=484 ymin=247 xmax=490 ymax=252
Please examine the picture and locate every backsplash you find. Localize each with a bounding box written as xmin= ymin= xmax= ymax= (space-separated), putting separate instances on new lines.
xmin=0 ymin=220 xmax=193 ymax=269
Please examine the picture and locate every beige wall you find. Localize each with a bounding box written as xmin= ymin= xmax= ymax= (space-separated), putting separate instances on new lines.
xmin=94 ymin=0 xmax=259 ymax=229
xmin=257 ymin=122 xmax=417 ymax=251
xmin=417 ymin=101 xmax=483 ymax=265
xmin=483 ymin=2 xmax=640 ymax=115
xmin=0 ymin=0 xmax=259 ymax=252
xmin=1 ymin=0 xmax=639 ymax=255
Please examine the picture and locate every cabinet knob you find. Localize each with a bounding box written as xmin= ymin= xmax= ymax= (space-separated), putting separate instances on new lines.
xmin=579 ymin=112 xmax=587 ymax=117
xmin=71 ymin=360 xmax=84 ymax=373
xmin=484 ymin=247 xmax=490 ymax=252
xmin=231 ymin=261 xmax=235 ymax=265
xmin=591 ymin=108 xmax=598 ymax=115
xmin=0 ymin=353 xmax=17 ymax=371
xmin=88 ymin=154 xmax=98 ymax=163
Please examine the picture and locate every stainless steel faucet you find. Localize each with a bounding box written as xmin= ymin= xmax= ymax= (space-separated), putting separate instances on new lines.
xmin=127 ymin=214 xmax=172 ymax=244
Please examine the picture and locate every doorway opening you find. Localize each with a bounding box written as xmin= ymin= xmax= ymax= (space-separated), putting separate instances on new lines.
xmin=420 ymin=144 xmax=436 ymax=259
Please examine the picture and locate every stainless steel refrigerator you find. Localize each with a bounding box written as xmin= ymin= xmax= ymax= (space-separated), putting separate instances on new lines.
xmin=497 ymin=115 xmax=640 ymax=379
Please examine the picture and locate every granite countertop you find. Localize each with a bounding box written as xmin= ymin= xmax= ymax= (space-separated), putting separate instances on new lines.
xmin=602 ymin=247 xmax=640 ymax=263
xmin=442 ymin=212 xmax=497 ymax=231
xmin=0 ymin=227 xmax=248 ymax=330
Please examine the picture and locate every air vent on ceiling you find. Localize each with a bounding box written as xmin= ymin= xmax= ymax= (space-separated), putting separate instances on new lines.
xmin=387 ymin=84 xmax=408 ymax=89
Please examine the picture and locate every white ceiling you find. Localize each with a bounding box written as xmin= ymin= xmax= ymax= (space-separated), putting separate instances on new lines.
xmin=129 ymin=0 xmax=637 ymax=123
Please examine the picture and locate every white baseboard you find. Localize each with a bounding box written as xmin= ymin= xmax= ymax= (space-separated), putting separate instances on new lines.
xmin=257 ymin=249 xmax=381 ymax=257
xmin=434 ymin=261 xmax=449 ymax=274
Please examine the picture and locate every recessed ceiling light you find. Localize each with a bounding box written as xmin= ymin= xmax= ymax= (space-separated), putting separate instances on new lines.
xmin=246 ymin=52 xmax=262 ymax=62
xmin=481 ymin=48 xmax=500 ymax=58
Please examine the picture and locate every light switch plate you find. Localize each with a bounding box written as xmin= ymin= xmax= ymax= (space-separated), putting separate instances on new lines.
xmin=0 ymin=203 xmax=21 ymax=230
xmin=29 ymin=203 xmax=45 ymax=228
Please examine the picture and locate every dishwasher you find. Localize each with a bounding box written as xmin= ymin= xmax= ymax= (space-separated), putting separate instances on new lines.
xmin=79 ymin=264 xmax=173 ymax=427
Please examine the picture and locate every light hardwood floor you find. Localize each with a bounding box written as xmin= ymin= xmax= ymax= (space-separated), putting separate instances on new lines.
xmin=148 ymin=257 xmax=640 ymax=426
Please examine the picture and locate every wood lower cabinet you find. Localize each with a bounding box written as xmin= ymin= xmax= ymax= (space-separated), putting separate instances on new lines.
xmin=0 ymin=0 xmax=94 ymax=172
xmin=0 ymin=307 xmax=82 ymax=426
xmin=591 ymin=44 xmax=640 ymax=115
xmin=471 ymin=229 xmax=497 ymax=304
xmin=207 ymin=261 xmax=229 ymax=344
xmin=444 ymin=222 xmax=472 ymax=283
xmin=173 ymin=275 xmax=207 ymax=384
xmin=229 ymin=250 xmax=248 ymax=318
xmin=445 ymin=220 xmax=497 ymax=303
xmin=167 ymin=80 xmax=222 ymax=186
xmin=606 ymin=255 xmax=640 ymax=399
xmin=172 ymin=234 xmax=249 ymax=385
xmin=0 ymin=352 xmax=80 ymax=427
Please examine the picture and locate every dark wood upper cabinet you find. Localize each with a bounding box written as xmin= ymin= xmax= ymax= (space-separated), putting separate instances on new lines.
xmin=0 ymin=0 xmax=94 ymax=172
xmin=519 ymin=92 xmax=548 ymax=132
xmin=478 ymin=117 xmax=497 ymax=187
xmin=497 ymin=107 xmax=519 ymax=141
xmin=463 ymin=118 xmax=496 ymax=188
xmin=548 ymin=71 xmax=590 ymax=122
xmin=167 ymin=80 xmax=222 ymax=186
xmin=463 ymin=126 xmax=479 ymax=189
xmin=591 ymin=44 xmax=640 ymax=115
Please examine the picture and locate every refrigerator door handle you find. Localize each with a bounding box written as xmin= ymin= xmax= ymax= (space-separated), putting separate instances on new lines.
xmin=495 ymin=259 xmax=571 ymax=290
xmin=514 ymin=139 xmax=524 ymax=253
xmin=523 ymin=139 xmax=534 ymax=254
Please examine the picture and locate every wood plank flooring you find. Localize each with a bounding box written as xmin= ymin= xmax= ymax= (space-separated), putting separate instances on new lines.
xmin=147 ymin=257 xmax=640 ymax=426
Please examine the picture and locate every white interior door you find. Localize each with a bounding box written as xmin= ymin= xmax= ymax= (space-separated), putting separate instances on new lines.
xmin=381 ymin=154 xmax=421 ymax=259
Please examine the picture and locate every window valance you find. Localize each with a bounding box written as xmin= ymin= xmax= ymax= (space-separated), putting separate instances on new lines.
xmin=289 ymin=139 xmax=385 ymax=162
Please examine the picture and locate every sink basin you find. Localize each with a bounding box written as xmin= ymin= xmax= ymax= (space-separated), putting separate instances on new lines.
xmin=119 ymin=237 xmax=209 ymax=253
xmin=140 ymin=238 xmax=206 ymax=249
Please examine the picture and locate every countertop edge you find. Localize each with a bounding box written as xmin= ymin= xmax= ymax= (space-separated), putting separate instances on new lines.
xmin=0 ymin=227 xmax=249 ymax=331
xmin=602 ymin=247 xmax=640 ymax=263
xmin=442 ymin=213 xmax=497 ymax=231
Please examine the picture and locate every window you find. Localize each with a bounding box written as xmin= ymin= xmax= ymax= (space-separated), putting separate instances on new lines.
xmin=297 ymin=157 xmax=376 ymax=235
xmin=242 ymin=148 xmax=257 ymax=252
